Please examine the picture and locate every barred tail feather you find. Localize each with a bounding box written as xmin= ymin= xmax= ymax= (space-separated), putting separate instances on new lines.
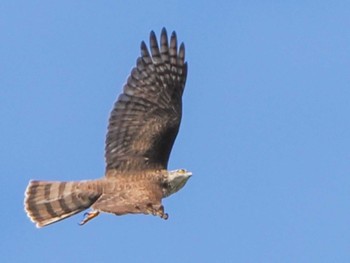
xmin=24 ymin=180 xmax=102 ymax=228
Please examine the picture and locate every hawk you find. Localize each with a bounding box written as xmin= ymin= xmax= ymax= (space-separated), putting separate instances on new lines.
xmin=24 ymin=28 xmax=191 ymax=228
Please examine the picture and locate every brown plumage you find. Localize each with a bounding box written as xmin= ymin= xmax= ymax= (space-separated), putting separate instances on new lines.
xmin=24 ymin=28 xmax=192 ymax=228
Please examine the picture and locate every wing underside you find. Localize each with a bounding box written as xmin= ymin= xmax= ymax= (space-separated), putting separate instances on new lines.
xmin=105 ymin=28 xmax=187 ymax=173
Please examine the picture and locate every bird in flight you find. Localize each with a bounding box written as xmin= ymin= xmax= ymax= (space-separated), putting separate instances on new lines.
xmin=24 ymin=28 xmax=191 ymax=228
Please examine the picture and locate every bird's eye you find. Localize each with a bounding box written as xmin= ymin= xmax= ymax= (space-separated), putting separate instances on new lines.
xmin=179 ymin=169 xmax=186 ymax=173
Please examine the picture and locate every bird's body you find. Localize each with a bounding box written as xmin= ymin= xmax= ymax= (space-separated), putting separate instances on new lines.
xmin=24 ymin=28 xmax=191 ymax=228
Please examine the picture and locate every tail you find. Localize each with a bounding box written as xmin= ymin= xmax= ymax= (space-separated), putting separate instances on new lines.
xmin=24 ymin=180 xmax=102 ymax=228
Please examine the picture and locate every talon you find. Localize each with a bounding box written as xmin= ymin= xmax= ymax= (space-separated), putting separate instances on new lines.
xmin=79 ymin=210 xmax=100 ymax=226
xmin=162 ymin=213 xmax=169 ymax=220
xmin=157 ymin=205 xmax=168 ymax=220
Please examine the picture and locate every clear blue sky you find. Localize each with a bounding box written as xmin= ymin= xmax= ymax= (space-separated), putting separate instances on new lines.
xmin=1 ymin=1 xmax=349 ymax=262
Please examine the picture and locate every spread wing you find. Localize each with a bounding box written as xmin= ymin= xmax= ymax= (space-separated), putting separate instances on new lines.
xmin=105 ymin=28 xmax=187 ymax=172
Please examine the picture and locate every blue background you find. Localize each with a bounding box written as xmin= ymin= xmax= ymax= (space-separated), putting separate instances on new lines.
xmin=1 ymin=1 xmax=349 ymax=262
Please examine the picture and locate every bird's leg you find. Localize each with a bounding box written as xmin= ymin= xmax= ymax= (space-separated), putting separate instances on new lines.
xmin=146 ymin=204 xmax=168 ymax=220
xmin=79 ymin=210 xmax=100 ymax=226
xmin=156 ymin=205 xmax=169 ymax=220
xmin=160 ymin=211 xmax=169 ymax=220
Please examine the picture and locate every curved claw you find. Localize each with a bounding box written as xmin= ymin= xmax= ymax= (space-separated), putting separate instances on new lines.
xmin=155 ymin=205 xmax=168 ymax=220
xmin=161 ymin=213 xmax=169 ymax=220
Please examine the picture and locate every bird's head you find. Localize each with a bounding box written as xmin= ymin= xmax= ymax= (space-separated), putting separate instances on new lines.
xmin=164 ymin=169 xmax=192 ymax=197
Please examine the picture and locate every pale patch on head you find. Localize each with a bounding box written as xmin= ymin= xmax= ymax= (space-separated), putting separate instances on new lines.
xmin=164 ymin=169 xmax=192 ymax=197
